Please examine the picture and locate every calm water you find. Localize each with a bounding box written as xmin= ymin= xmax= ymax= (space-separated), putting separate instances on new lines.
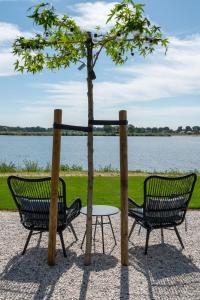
xmin=0 ymin=135 xmax=200 ymax=172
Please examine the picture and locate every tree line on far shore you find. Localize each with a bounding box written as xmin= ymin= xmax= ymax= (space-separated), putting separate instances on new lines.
xmin=0 ymin=125 xmax=199 ymax=136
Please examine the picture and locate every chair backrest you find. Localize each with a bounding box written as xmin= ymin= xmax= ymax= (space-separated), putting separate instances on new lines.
xmin=143 ymin=173 xmax=197 ymax=226
xmin=7 ymin=176 xmax=67 ymax=230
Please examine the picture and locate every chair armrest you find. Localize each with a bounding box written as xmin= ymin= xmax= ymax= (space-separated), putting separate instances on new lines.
xmin=66 ymin=198 xmax=82 ymax=224
xmin=128 ymin=197 xmax=143 ymax=209
xmin=69 ymin=197 xmax=82 ymax=211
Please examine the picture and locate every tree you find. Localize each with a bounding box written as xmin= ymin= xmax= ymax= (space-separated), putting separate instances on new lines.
xmin=177 ymin=126 xmax=183 ymax=132
xmin=152 ymin=127 xmax=158 ymax=133
xmin=185 ymin=126 xmax=192 ymax=132
xmin=163 ymin=126 xmax=170 ymax=131
xmin=12 ymin=0 xmax=168 ymax=265
xmin=192 ymin=126 xmax=200 ymax=134
xmin=128 ymin=124 xmax=135 ymax=135
xmin=103 ymin=125 xmax=113 ymax=134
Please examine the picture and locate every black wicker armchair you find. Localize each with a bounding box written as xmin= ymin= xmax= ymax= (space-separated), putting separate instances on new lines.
xmin=128 ymin=173 xmax=197 ymax=254
xmin=7 ymin=176 xmax=82 ymax=257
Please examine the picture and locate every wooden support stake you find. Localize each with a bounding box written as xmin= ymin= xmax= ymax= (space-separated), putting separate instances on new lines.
xmin=119 ymin=110 xmax=128 ymax=266
xmin=48 ymin=109 xmax=62 ymax=266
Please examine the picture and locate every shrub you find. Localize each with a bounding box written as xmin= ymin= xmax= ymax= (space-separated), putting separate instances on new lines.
xmin=0 ymin=161 xmax=16 ymax=173
xmin=22 ymin=160 xmax=41 ymax=172
xmin=96 ymin=164 xmax=119 ymax=173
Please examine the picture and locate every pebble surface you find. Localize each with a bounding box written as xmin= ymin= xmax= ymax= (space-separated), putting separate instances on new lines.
xmin=0 ymin=211 xmax=200 ymax=299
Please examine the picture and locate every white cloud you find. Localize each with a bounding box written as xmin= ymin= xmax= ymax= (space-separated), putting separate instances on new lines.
xmin=0 ymin=49 xmax=16 ymax=76
xmin=114 ymin=35 xmax=200 ymax=101
xmin=71 ymin=1 xmax=116 ymax=31
xmin=0 ymin=22 xmax=31 ymax=44
xmin=127 ymin=106 xmax=200 ymax=128
xmin=0 ymin=22 xmax=31 ymax=76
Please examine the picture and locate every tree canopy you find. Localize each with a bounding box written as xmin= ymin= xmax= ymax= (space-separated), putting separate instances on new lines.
xmin=12 ymin=0 xmax=168 ymax=74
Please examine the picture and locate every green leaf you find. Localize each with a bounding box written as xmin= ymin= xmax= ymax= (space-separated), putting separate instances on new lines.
xmin=12 ymin=1 xmax=168 ymax=73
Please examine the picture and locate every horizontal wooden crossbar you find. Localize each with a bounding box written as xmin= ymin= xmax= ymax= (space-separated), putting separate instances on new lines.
xmin=53 ymin=123 xmax=92 ymax=132
xmin=89 ymin=120 xmax=128 ymax=126
xmin=53 ymin=120 xmax=128 ymax=132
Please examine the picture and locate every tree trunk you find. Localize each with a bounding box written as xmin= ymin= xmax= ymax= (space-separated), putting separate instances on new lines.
xmin=84 ymin=32 xmax=94 ymax=265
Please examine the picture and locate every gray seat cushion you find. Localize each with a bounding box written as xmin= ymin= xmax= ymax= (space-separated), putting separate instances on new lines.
xmin=20 ymin=198 xmax=66 ymax=228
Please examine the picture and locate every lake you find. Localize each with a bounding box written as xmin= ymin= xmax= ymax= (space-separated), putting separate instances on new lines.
xmin=0 ymin=135 xmax=200 ymax=172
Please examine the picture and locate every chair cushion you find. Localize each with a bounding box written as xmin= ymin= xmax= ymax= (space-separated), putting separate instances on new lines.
xmin=145 ymin=196 xmax=186 ymax=226
xmin=20 ymin=198 xmax=66 ymax=229
xmin=128 ymin=207 xmax=143 ymax=220
xmin=129 ymin=197 xmax=186 ymax=227
xmin=20 ymin=198 xmax=65 ymax=212
xmin=147 ymin=196 xmax=186 ymax=211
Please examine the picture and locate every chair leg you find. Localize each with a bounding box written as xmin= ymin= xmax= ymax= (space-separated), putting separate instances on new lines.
xmin=101 ymin=216 xmax=105 ymax=254
xmin=185 ymin=217 xmax=187 ymax=232
xmin=174 ymin=226 xmax=184 ymax=249
xmin=81 ymin=230 xmax=86 ymax=249
xmin=128 ymin=220 xmax=137 ymax=240
xmin=138 ymin=225 xmax=142 ymax=235
xmin=161 ymin=228 xmax=164 ymax=244
xmin=69 ymin=223 xmax=78 ymax=241
xmin=144 ymin=229 xmax=150 ymax=255
xmin=59 ymin=231 xmax=67 ymax=257
xmin=22 ymin=230 xmax=33 ymax=255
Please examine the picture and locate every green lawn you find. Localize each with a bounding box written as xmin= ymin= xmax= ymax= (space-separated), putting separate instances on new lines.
xmin=0 ymin=176 xmax=200 ymax=210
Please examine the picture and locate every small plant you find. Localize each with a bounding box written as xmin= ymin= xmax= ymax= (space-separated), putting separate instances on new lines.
xmin=44 ymin=162 xmax=51 ymax=172
xmin=0 ymin=161 xmax=17 ymax=173
xmin=70 ymin=164 xmax=83 ymax=171
xmin=60 ymin=164 xmax=83 ymax=172
xmin=60 ymin=164 xmax=71 ymax=172
xmin=22 ymin=160 xmax=41 ymax=172
xmin=96 ymin=164 xmax=119 ymax=173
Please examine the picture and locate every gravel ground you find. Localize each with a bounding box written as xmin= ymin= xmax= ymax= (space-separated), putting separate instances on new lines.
xmin=0 ymin=211 xmax=200 ymax=300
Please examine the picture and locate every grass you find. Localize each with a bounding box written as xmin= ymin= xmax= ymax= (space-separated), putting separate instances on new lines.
xmin=0 ymin=176 xmax=200 ymax=210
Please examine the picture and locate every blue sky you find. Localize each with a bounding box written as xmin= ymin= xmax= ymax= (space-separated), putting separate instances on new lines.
xmin=0 ymin=0 xmax=200 ymax=128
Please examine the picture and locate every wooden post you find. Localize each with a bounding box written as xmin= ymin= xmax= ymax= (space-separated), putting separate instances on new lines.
xmin=84 ymin=32 xmax=94 ymax=266
xmin=119 ymin=110 xmax=128 ymax=266
xmin=48 ymin=109 xmax=62 ymax=266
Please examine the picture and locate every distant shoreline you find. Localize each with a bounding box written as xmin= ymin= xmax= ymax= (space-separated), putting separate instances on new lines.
xmin=0 ymin=132 xmax=199 ymax=137
xmin=1 ymin=125 xmax=199 ymax=136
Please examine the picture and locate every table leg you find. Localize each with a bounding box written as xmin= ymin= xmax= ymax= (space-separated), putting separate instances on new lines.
xmin=129 ymin=220 xmax=137 ymax=240
xmin=81 ymin=230 xmax=86 ymax=249
xmin=93 ymin=216 xmax=98 ymax=241
xmin=108 ymin=216 xmax=117 ymax=245
xmin=100 ymin=216 xmax=105 ymax=254
xmin=69 ymin=223 xmax=78 ymax=241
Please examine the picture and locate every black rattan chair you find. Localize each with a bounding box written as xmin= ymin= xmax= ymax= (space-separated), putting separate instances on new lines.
xmin=7 ymin=176 xmax=82 ymax=257
xmin=128 ymin=173 xmax=197 ymax=254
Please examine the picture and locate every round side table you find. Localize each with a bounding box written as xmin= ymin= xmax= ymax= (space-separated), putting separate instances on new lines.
xmin=80 ymin=205 xmax=119 ymax=254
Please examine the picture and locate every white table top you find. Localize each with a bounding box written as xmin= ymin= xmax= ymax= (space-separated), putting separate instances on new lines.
xmin=81 ymin=205 xmax=119 ymax=216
